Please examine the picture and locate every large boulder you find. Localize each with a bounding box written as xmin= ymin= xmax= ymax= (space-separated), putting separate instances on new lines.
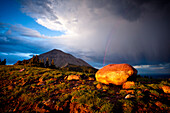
xmin=95 ymin=64 xmax=137 ymax=85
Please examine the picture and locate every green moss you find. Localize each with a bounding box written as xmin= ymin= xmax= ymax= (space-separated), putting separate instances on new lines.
xmin=8 ymin=76 xmax=15 ymax=80
xmin=56 ymin=82 xmax=70 ymax=90
xmin=60 ymin=93 xmax=72 ymax=102
xmin=93 ymin=81 xmax=100 ymax=85
xmin=136 ymin=83 xmax=148 ymax=90
xmin=21 ymin=93 xmax=35 ymax=104
xmin=108 ymin=90 xmax=115 ymax=94
xmin=146 ymin=84 xmax=159 ymax=89
xmin=150 ymin=90 xmax=159 ymax=96
xmin=46 ymin=79 xmax=55 ymax=84
xmin=71 ymin=89 xmax=113 ymax=112
xmin=119 ymin=99 xmax=135 ymax=113
xmin=100 ymin=102 xmax=113 ymax=113
xmin=160 ymin=80 xmax=170 ymax=86
xmin=102 ymin=85 xmax=109 ymax=90
xmin=54 ymin=73 xmax=63 ymax=79
xmin=119 ymin=90 xmax=126 ymax=97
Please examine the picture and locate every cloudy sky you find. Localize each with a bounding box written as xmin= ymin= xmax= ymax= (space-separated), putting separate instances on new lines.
xmin=0 ymin=0 xmax=170 ymax=74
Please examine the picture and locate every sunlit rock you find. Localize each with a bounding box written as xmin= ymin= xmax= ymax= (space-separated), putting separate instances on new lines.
xmin=96 ymin=83 xmax=102 ymax=89
xmin=122 ymin=81 xmax=135 ymax=89
xmin=67 ymin=75 xmax=80 ymax=80
xmin=88 ymin=77 xmax=95 ymax=81
xmin=155 ymin=101 xmax=163 ymax=108
xmin=125 ymin=90 xmax=135 ymax=94
xmin=95 ymin=64 xmax=137 ymax=85
xmin=125 ymin=94 xmax=135 ymax=99
xmin=19 ymin=68 xmax=25 ymax=72
xmin=39 ymin=77 xmax=44 ymax=82
xmin=162 ymin=85 xmax=170 ymax=93
xmin=8 ymin=85 xmax=13 ymax=90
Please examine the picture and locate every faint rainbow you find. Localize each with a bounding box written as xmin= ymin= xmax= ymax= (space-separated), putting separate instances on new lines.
xmin=103 ymin=28 xmax=113 ymax=66
xmin=103 ymin=20 xmax=122 ymax=66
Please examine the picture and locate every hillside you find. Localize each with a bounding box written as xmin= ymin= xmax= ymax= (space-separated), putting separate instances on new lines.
xmin=0 ymin=65 xmax=170 ymax=112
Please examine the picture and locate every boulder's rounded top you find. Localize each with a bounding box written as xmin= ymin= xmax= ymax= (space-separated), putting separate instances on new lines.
xmin=98 ymin=63 xmax=137 ymax=75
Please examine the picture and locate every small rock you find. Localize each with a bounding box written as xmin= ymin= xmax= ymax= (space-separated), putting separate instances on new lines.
xmin=75 ymin=83 xmax=79 ymax=86
xmin=71 ymin=96 xmax=77 ymax=102
xmin=35 ymin=103 xmax=49 ymax=112
xmin=37 ymin=82 xmax=45 ymax=86
xmin=122 ymin=81 xmax=135 ymax=89
xmin=137 ymin=95 xmax=143 ymax=99
xmin=39 ymin=77 xmax=44 ymax=82
xmin=82 ymin=82 xmax=85 ymax=84
xmin=137 ymin=90 xmax=142 ymax=94
xmin=125 ymin=90 xmax=135 ymax=94
xmin=88 ymin=77 xmax=95 ymax=81
xmin=96 ymin=83 xmax=102 ymax=89
xmin=8 ymin=109 xmax=13 ymax=112
xmin=143 ymin=89 xmax=150 ymax=92
xmin=8 ymin=85 xmax=13 ymax=90
xmin=73 ymin=87 xmax=77 ymax=90
xmin=43 ymin=99 xmax=51 ymax=106
xmin=103 ymin=89 xmax=107 ymax=92
xmin=125 ymin=94 xmax=135 ymax=99
xmin=22 ymin=81 xmax=27 ymax=86
xmin=116 ymin=92 xmax=119 ymax=94
xmin=64 ymin=76 xmax=68 ymax=80
xmin=10 ymin=96 xmax=14 ymax=100
xmin=155 ymin=101 xmax=163 ymax=108
xmin=162 ymin=85 xmax=170 ymax=93
xmin=105 ymin=97 xmax=110 ymax=99
xmin=31 ymin=85 xmax=36 ymax=88
xmin=19 ymin=68 xmax=25 ymax=72
xmin=67 ymin=75 xmax=80 ymax=80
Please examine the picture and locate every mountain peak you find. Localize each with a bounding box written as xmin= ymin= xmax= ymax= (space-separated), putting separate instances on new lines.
xmin=39 ymin=49 xmax=92 ymax=68
xmin=49 ymin=49 xmax=64 ymax=53
xmin=42 ymin=49 xmax=66 ymax=55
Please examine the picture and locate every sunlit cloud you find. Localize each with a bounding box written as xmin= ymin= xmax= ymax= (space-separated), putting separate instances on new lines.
xmin=134 ymin=65 xmax=150 ymax=69
xmin=133 ymin=63 xmax=170 ymax=74
xmin=0 ymin=52 xmax=34 ymax=58
xmin=134 ymin=63 xmax=170 ymax=70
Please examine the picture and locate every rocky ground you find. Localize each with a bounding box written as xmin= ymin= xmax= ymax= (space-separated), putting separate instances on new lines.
xmin=0 ymin=65 xmax=170 ymax=113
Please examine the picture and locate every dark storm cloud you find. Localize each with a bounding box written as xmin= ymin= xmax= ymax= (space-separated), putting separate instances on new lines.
xmin=87 ymin=0 xmax=170 ymax=21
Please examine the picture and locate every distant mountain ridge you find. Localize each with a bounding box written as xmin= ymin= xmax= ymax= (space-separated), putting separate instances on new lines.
xmin=38 ymin=49 xmax=92 ymax=68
